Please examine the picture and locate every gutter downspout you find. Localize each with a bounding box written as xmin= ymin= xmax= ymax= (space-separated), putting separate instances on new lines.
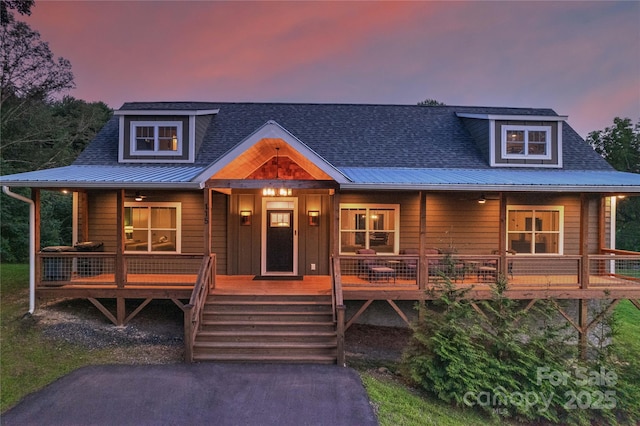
xmin=2 ymin=186 xmax=36 ymax=314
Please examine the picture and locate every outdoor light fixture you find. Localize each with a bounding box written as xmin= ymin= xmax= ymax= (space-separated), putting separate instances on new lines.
xmin=261 ymin=147 xmax=291 ymax=197
xmin=240 ymin=210 xmax=252 ymax=226
xmin=308 ymin=210 xmax=319 ymax=226
xmin=477 ymin=194 xmax=486 ymax=204
xmin=134 ymin=192 xmax=146 ymax=202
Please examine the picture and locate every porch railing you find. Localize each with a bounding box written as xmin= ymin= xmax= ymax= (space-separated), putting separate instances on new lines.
xmin=36 ymin=252 xmax=202 ymax=287
xmin=184 ymin=254 xmax=216 ymax=363
xmin=336 ymin=252 xmax=640 ymax=291
xmin=331 ymin=256 xmax=346 ymax=366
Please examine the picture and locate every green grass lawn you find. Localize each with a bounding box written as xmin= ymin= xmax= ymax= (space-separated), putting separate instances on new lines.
xmin=0 ymin=264 xmax=120 ymax=411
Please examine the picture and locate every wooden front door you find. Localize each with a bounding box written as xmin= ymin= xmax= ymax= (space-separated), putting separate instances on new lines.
xmin=262 ymin=199 xmax=298 ymax=275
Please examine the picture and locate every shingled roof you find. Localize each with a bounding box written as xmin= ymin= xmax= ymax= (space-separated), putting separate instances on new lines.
xmin=5 ymin=102 xmax=638 ymax=192
xmin=74 ymin=102 xmax=612 ymax=171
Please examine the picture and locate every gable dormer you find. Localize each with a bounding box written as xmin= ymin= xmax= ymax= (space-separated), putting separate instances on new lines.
xmin=457 ymin=113 xmax=567 ymax=168
xmin=114 ymin=107 xmax=218 ymax=163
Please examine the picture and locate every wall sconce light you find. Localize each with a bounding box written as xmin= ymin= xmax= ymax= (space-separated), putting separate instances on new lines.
xmin=477 ymin=194 xmax=486 ymax=204
xmin=134 ymin=192 xmax=146 ymax=202
xmin=308 ymin=210 xmax=319 ymax=226
xmin=240 ymin=210 xmax=252 ymax=226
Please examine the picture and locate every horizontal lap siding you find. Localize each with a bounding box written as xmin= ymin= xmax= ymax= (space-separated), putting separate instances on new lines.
xmin=339 ymin=191 xmax=421 ymax=252
xmin=426 ymin=193 xmax=499 ymax=254
xmin=506 ymin=194 xmax=582 ymax=255
xmin=87 ymin=190 xmax=205 ymax=254
xmin=88 ymin=191 xmax=117 ymax=250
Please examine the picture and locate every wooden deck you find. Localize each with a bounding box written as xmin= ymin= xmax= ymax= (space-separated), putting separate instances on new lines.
xmin=36 ymin=272 xmax=640 ymax=300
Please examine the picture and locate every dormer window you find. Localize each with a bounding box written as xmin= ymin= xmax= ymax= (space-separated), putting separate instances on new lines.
xmin=502 ymin=125 xmax=552 ymax=160
xmin=131 ymin=121 xmax=182 ymax=156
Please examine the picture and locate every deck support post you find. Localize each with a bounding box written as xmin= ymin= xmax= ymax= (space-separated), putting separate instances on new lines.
xmin=578 ymin=299 xmax=588 ymax=360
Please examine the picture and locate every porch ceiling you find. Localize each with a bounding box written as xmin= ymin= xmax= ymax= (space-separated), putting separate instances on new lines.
xmin=207 ymin=138 xmax=335 ymax=181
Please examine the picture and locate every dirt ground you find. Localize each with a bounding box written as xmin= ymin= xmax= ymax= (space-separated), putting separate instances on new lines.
xmin=33 ymin=298 xmax=413 ymax=365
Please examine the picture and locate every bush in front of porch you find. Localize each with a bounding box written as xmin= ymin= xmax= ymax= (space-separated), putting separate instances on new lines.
xmin=401 ymin=275 xmax=640 ymax=425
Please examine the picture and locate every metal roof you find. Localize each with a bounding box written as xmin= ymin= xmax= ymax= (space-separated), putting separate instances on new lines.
xmin=0 ymin=165 xmax=205 ymax=189
xmin=339 ymin=168 xmax=640 ymax=193
xmin=3 ymin=165 xmax=639 ymax=193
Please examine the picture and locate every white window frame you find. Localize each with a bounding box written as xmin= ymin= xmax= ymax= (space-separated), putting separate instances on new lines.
xmin=506 ymin=205 xmax=564 ymax=255
xmin=129 ymin=121 xmax=183 ymax=156
xmin=124 ymin=202 xmax=182 ymax=253
xmin=339 ymin=203 xmax=400 ymax=255
xmin=501 ymin=125 xmax=552 ymax=160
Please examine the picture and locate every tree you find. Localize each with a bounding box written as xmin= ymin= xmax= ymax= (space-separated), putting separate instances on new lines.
xmin=587 ymin=117 xmax=640 ymax=251
xmin=587 ymin=117 xmax=640 ymax=174
xmin=418 ymin=98 xmax=446 ymax=106
xmin=0 ymin=16 xmax=111 ymax=262
xmin=1 ymin=0 xmax=34 ymax=25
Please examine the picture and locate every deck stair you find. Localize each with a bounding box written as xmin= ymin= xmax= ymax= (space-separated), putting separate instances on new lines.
xmin=193 ymin=294 xmax=337 ymax=364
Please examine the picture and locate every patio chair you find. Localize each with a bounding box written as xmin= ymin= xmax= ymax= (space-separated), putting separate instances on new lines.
xmin=399 ymin=248 xmax=419 ymax=278
xmin=356 ymin=249 xmax=396 ymax=283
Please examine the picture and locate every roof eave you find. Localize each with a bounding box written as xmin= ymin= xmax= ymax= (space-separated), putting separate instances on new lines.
xmin=339 ymin=183 xmax=640 ymax=193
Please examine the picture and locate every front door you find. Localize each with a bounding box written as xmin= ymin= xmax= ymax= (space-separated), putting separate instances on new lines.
xmin=262 ymin=199 xmax=298 ymax=275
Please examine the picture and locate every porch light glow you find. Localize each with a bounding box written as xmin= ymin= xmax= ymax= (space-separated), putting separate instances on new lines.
xmin=478 ymin=194 xmax=486 ymax=204
xmin=240 ymin=210 xmax=252 ymax=226
xmin=261 ymin=147 xmax=291 ymax=197
xmin=308 ymin=210 xmax=319 ymax=226
xmin=134 ymin=192 xmax=145 ymax=201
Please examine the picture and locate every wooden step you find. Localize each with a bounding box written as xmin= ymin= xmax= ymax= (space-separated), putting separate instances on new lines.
xmin=192 ymin=353 xmax=337 ymax=364
xmin=203 ymin=311 xmax=334 ymax=323
xmin=192 ymin=293 xmax=338 ymax=364
xmin=200 ymin=320 xmax=336 ymax=332
xmin=197 ymin=330 xmax=337 ymax=343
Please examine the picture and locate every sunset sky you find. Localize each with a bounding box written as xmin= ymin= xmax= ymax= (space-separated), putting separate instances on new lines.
xmin=23 ymin=1 xmax=640 ymax=138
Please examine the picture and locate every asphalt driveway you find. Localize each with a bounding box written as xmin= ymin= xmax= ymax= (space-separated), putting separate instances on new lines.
xmin=2 ymin=363 xmax=378 ymax=426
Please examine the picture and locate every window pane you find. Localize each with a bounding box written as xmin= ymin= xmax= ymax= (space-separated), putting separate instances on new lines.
xmin=508 ymin=210 xmax=532 ymax=231
xmin=151 ymin=230 xmax=176 ymax=251
xmin=158 ymin=126 xmax=178 ymax=151
xmin=341 ymin=231 xmax=365 ymax=252
xmin=151 ymin=207 xmax=176 ymax=228
xmin=536 ymin=211 xmax=559 ymax=231
xmin=506 ymin=130 xmax=525 ymax=154
xmin=528 ymin=130 xmax=546 ymax=143
xmin=131 ymin=207 xmax=148 ymax=228
xmin=369 ymin=209 xmax=395 ymax=230
xmin=135 ymin=126 xmax=154 ymax=151
xmin=341 ymin=209 xmax=366 ymax=230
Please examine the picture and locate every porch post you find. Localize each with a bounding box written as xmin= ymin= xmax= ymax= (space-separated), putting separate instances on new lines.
xmin=331 ymin=191 xmax=340 ymax=257
xmin=498 ymin=192 xmax=507 ymax=276
xmin=580 ymin=194 xmax=590 ymax=289
xmin=418 ymin=191 xmax=427 ymax=290
xmin=115 ymin=189 xmax=126 ymax=288
xmin=204 ymin=188 xmax=212 ymax=256
xmin=32 ymin=189 xmax=41 ymax=285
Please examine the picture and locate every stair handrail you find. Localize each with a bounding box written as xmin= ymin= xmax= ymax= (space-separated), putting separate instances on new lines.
xmin=184 ymin=253 xmax=216 ymax=363
xmin=331 ymin=255 xmax=346 ymax=366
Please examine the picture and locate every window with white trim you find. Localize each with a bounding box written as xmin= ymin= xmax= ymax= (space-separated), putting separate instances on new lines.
xmin=340 ymin=204 xmax=399 ymax=254
xmin=502 ymin=125 xmax=552 ymax=159
xmin=124 ymin=202 xmax=181 ymax=252
xmin=130 ymin=121 xmax=182 ymax=155
xmin=507 ymin=206 xmax=563 ymax=254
